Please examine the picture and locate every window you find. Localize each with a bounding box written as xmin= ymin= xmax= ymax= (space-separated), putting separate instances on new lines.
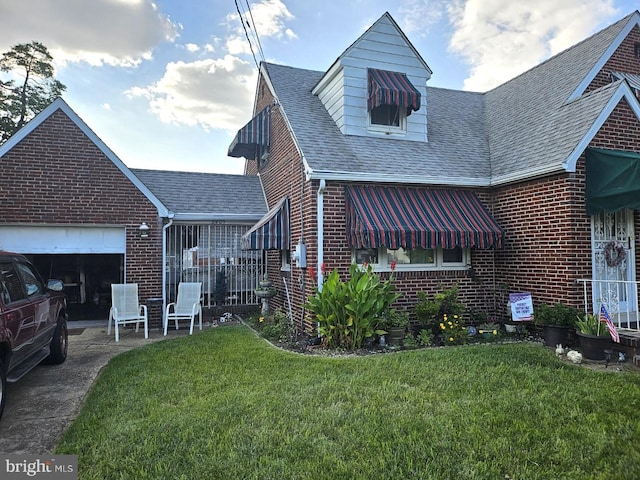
xmin=369 ymin=105 xmax=405 ymax=133
xmin=354 ymin=247 xmax=468 ymax=270
xmin=16 ymin=262 xmax=44 ymax=297
xmin=370 ymin=104 xmax=401 ymax=127
xmin=281 ymin=249 xmax=291 ymax=271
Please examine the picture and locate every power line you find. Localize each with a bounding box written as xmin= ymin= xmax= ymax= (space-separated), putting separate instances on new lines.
xmin=234 ymin=0 xmax=261 ymax=70
xmin=244 ymin=0 xmax=265 ymax=63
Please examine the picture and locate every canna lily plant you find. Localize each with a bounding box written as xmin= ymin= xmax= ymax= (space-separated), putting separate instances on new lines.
xmin=305 ymin=262 xmax=399 ymax=349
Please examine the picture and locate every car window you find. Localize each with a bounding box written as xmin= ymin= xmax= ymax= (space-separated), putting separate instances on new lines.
xmin=15 ymin=262 xmax=44 ymax=298
xmin=0 ymin=262 xmax=26 ymax=303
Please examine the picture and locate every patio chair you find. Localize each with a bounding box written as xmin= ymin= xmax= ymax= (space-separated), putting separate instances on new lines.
xmin=164 ymin=282 xmax=203 ymax=335
xmin=108 ymin=283 xmax=148 ymax=342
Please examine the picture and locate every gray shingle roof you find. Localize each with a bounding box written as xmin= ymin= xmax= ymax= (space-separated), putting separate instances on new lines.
xmin=264 ymin=12 xmax=638 ymax=187
xmin=266 ymin=63 xmax=491 ymax=186
xmin=485 ymin=12 xmax=634 ymax=181
xmin=131 ymin=169 xmax=266 ymax=220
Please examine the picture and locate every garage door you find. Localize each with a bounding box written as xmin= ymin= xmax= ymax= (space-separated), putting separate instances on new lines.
xmin=0 ymin=226 xmax=126 ymax=254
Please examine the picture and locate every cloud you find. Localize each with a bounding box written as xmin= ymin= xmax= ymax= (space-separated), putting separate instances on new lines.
xmin=225 ymin=0 xmax=296 ymax=56
xmin=446 ymin=0 xmax=618 ymax=91
xmin=125 ymin=55 xmax=257 ymax=131
xmin=0 ymin=0 xmax=179 ymax=67
xmin=397 ymin=0 xmax=446 ymax=36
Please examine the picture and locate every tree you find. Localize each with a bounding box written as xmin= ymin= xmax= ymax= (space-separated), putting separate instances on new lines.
xmin=0 ymin=41 xmax=66 ymax=144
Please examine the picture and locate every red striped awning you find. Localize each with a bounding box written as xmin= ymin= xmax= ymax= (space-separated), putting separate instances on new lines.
xmin=345 ymin=185 xmax=504 ymax=250
xmin=368 ymin=69 xmax=421 ymax=115
xmin=241 ymin=197 xmax=289 ymax=250
xmin=228 ymin=105 xmax=271 ymax=160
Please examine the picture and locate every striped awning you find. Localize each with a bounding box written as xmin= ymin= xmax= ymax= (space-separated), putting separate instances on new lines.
xmin=241 ymin=197 xmax=290 ymax=250
xmin=228 ymin=105 xmax=271 ymax=160
xmin=367 ymin=68 xmax=421 ymax=115
xmin=345 ymin=185 xmax=504 ymax=250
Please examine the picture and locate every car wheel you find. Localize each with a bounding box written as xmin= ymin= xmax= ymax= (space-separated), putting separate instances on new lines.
xmin=45 ymin=317 xmax=68 ymax=365
xmin=0 ymin=359 xmax=6 ymax=420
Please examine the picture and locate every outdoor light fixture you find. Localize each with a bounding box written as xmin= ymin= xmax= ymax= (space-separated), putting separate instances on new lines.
xmin=139 ymin=222 xmax=150 ymax=238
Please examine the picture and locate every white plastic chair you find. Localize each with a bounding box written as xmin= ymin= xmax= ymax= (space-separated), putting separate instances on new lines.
xmin=164 ymin=282 xmax=202 ymax=335
xmin=108 ymin=283 xmax=148 ymax=342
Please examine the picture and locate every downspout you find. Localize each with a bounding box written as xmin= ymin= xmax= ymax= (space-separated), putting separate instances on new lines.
xmin=317 ymin=179 xmax=327 ymax=290
xmin=162 ymin=214 xmax=175 ymax=325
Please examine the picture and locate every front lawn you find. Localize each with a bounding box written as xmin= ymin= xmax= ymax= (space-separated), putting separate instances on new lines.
xmin=56 ymin=325 xmax=640 ymax=479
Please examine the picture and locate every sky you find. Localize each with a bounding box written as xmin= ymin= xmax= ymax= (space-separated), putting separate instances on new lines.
xmin=0 ymin=0 xmax=637 ymax=175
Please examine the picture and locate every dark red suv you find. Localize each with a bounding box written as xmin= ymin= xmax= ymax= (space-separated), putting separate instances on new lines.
xmin=0 ymin=251 xmax=68 ymax=419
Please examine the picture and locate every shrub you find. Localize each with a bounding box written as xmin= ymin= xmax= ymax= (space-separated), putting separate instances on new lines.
xmin=438 ymin=313 xmax=468 ymax=345
xmin=534 ymin=303 xmax=579 ymax=327
xmin=414 ymin=284 xmax=465 ymax=331
xmin=305 ymin=263 xmax=399 ymax=349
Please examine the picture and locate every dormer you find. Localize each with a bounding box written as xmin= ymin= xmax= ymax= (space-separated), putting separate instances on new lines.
xmin=312 ymin=12 xmax=432 ymax=143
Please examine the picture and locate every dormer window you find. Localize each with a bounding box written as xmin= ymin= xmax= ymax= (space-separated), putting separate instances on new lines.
xmin=367 ymin=68 xmax=420 ymax=133
xmin=370 ymin=104 xmax=401 ymax=127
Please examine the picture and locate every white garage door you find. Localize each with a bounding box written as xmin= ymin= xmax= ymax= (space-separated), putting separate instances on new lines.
xmin=0 ymin=226 xmax=126 ymax=254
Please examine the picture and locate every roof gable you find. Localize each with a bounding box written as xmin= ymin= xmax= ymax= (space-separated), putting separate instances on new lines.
xmin=486 ymin=11 xmax=640 ymax=184
xmin=0 ymin=98 xmax=170 ymax=217
xmin=311 ymin=12 xmax=431 ymax=143
xmin=568 ymin=11 xmax=640 ymax=101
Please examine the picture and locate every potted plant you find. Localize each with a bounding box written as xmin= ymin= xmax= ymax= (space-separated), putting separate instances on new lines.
xmin=534 ymin=302 xmax=579 ymax=347
xmin=384 ymin=308 xmax=409 ymax=345
xmin=575 ymin=313 xmax=611 ymax=360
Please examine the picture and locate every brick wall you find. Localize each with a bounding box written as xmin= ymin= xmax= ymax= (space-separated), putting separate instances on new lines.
xmin=587 ymin=24 xmax=640 ymax=93
xmin=494 ymin=97 xmax=640 ymax=311
xmin=0 ymin=110 xmax=163 ymax=303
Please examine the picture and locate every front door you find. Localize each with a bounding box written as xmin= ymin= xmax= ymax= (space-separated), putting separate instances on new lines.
xmin=591 ymin=209 xmax=637 ymax=317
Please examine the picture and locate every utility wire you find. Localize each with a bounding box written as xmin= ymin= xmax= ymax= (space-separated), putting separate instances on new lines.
xmin=244 ymin=0 xmax=266 ymax=63
xmin=235 ymin=0 xmax=260 ymax=69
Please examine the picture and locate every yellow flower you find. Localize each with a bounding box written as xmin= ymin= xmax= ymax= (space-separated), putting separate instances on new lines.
xmin=440 ymin=323 xmax=445 ymax=329
xmin=449 ymin=337 xmax=454 ymax=342
xmin=259 ymin=316 xmax=264 ymax=323
xmin=448 ymin=321 xmax=452 ymax=326
xmin=493 ymin=330 xmax=497 ymax=335
xmin=453 ymin=314 xmax=459 ymax=319
xmin=443 ymin=314 xmax=448 ymax=320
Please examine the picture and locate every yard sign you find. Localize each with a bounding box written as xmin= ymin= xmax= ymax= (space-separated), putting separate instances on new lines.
xmin=510 ymin=292 xmax=533 ymax=321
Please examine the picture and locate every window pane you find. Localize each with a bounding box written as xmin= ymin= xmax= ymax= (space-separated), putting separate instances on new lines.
xmin=388 ymin=247 xmax=434 ymax=265
xmin=443 ymin=246 xmax=463 ymax=263
xmin=371 ymin=105 xmax=400 ymax=126
xmin=16 ymin=262 xmax=43 ymax=297
xmin=355 ymin=249 xmax=378 ymax=264
xmin=410 ymin=248 xmax=435 ymax=264
xmin=0 ymin=263 xmax=25 ymax=303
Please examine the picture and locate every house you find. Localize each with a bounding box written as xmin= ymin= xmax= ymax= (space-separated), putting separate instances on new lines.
xmin=230 ymin=10 xmax=640 ymax=333
xmin=0 ymin=98 xmax=268 ymax=325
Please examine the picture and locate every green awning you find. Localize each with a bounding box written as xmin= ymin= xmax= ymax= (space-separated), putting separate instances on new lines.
xmin=585 ymin=148 xmax=640 ymax=215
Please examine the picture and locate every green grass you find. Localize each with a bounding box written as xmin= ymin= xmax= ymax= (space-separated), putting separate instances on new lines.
xmin=56 ymin=325 xmax=640 ymax=480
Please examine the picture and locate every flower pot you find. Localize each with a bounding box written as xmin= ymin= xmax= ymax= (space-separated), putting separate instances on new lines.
xmin=542 ymin=325 xmax=571 ymax=347
xmin=576 ymin=331 xmax=611 ymax=361
xmin=387 ymin=326 xmax=405 ymax=345
xmin=504 ymin=324 xmax=517 ymax=333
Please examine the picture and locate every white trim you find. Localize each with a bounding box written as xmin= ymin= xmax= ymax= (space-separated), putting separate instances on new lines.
xmin=305 ymin=170 xmax=491 ymax=186
xmin=567 ymin=12 xmax=640 ymax=102
xmin=354 ymin=246 xmax=470 ymax=272
xmin=564 ymin=82 xmax=640 ymax=172
xmin=0 ymin=98 xmax=171 ymax=218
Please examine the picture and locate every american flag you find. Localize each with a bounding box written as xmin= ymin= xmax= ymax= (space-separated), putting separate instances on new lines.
xmin=599 ymin=304 xmax=620 ymax=343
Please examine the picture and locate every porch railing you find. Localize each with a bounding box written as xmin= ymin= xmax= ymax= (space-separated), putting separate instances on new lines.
xmin=575 ymin=279 xmax=640 ymax=332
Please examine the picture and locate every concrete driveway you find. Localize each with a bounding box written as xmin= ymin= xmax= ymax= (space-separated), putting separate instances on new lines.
xmin=0 ymin=321 xmax=192 ymax=454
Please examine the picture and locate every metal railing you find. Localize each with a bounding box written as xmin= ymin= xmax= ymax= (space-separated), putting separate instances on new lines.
xmin=165 ymin=223 xmax=263 ymax=308
xmin=576 ymin=279 xmax=640 ymax=332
